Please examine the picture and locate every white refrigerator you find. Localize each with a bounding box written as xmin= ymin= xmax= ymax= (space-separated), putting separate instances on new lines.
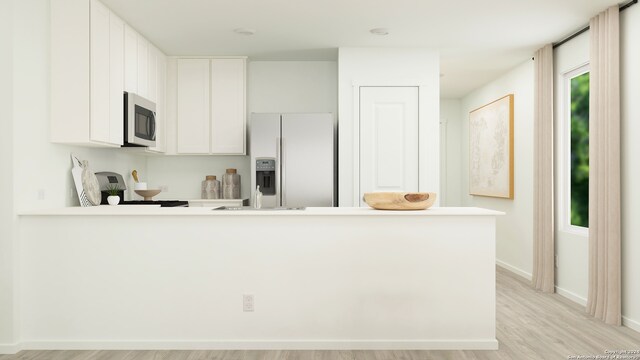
xmin=250 ymin=113 xmax=334 ymax=208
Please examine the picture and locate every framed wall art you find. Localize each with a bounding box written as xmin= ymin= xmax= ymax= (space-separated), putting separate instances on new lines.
xmin=469 ymin=94 xmax=514 ymax=199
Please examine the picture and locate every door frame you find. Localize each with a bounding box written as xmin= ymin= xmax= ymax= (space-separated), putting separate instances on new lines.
xmin=352 ymin=82 xmax=430 ymax=206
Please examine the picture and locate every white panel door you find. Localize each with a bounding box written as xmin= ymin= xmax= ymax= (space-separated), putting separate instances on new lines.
xmin=176 ymin=59 xmax=210 ymax=154
xmin=136 ymin=37 xmax=148 ymax=98
xmin=359 ymin=86 xmax=419 ymax=206
xmin=108 ymin=11 xmax=124 ymax=145
xmin=89 ymin=0 xmax=110 ymax=143
xmin=210 ymin=58 xmax=246 ymax=154
xmin=123 ymin=24 xmax=137 ymax=93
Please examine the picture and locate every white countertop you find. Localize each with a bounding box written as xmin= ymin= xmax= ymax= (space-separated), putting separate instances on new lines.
xmin=19 ymin=206 xmax=504 ymax=216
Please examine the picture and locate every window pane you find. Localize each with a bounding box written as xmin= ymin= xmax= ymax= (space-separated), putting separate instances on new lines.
xmin=570 ymin=72 xmax=589 ymax=228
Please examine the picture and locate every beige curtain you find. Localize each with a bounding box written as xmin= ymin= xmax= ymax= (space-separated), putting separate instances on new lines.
xmin=532 ymin=44 xmax=555 ymax=293
xmin=587 ymin=6 xmax=621 ymax=326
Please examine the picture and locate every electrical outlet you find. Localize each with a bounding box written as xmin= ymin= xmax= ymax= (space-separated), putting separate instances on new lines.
xmin=243 ymin=294 xmax=254 ymax=312
xmin=37 ymin=189 xmax=45 ymax=201
xmin=555 ymin=255 xmax=559 ymax=268
xmin=160 ymin=185 xmax=169 ymax=192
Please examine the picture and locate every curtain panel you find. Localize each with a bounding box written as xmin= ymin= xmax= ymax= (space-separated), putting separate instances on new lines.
xmin=587 ymin=5 xmax=621 ymax=326
xmin=532 ymin=44 xmax=555 ymax=293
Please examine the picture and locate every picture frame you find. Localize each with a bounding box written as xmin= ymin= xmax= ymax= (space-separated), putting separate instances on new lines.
xmin=469 ymin=94 xmax=514 ymax=199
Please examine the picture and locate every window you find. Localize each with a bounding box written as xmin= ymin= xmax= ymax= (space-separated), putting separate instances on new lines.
xmin=563 ymin=65 xmax=589 ymax=231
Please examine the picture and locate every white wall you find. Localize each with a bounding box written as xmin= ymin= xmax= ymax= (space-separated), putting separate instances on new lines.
xmin=0 ymin=0 xmax=16 ymax=349
xmin=338 ymin=48 xmax=440 ymax=206
xmin=248 ymin=61 xmax=337 ymax=115
xmin=460 ymin=60 xmax=535 ymax=279
xmin=620 ymin=5 xmax=640 ymax=332
xmin=553 ymin=31 xmax=589 ymax=305
xmin=440 ymin=99 xmax=463 ymax=206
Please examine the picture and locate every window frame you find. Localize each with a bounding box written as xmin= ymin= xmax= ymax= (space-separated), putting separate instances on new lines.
xmin=560 ymin=63 xmax=590 ymax=236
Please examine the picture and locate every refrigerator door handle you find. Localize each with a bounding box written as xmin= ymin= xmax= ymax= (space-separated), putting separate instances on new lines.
xmin=281 ymin=138 xmax=286 ymax=207
xmin=276 ymin=137 xmax=282 ymax=207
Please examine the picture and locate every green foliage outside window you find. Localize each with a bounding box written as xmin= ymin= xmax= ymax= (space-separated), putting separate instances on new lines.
xmin=570 ymin=72 xmax=589 ymax=228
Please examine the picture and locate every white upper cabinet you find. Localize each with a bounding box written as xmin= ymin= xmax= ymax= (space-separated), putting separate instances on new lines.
xmin=148 ymin=48 xmax=167 ymax=153
xmin=51 ymin=0 xmax=165 ymax=149
xmin=51 ymin=0 xmax=123 ymax=147
xmin=177 ymin=59 xmax=211 ymax=154
xmin=136 ymin=37 xmax=149 ymax=98
xmin=210 ymin=58 xmax=246 ymax=154
xmin=175 ymin=57 xmax=247 ymax=155
xmin=124 ymin=24 xmax=138 ymax=94
xmin=147 ymin=45 xmax=159 ymax=103
xmin=108 ymin=12 xmax=124 ymax=146
xmin=89 ymin=0 xmax=110 ymax=144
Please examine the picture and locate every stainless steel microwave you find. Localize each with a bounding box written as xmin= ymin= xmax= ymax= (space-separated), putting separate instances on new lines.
xmin=123 ymin=92 xmax=156 ymax=147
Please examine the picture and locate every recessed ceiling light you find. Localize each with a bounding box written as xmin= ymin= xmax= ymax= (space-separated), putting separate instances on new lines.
xmin=370 ymin=28 xmax=389 ymax=36
xmin=234 ymin=28 xmax=256 ymax=36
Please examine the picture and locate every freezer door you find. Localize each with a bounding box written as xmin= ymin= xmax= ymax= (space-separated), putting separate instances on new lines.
xmin=250 ymin=113 xmax=281 ymax=208
xmin=281 ymin=113 xmax=334 ymax=207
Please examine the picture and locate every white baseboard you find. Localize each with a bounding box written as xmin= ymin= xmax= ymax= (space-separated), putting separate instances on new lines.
xmin=0 ymin=343 xmax=22 ymax=355
xmin=17 ymin=339 xmax=499 ymax=351
xmin=496 ymin=259 xmax=532 ymax=281
xmin=555 ymin=286 xmax=587 ymax=306
xmin=623 ymin=316 xmax=640 ymax=333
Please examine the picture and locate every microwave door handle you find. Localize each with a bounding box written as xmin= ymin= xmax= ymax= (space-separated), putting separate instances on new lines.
xmin=150 ymin=112 xmax=157 ymax=140
xmin=146 ymin=116 xmax=152 ymax=139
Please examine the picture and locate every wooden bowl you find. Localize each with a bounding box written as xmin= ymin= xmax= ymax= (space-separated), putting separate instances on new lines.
xmin=134 ymin=189 xmax=161 ymax=201
xmin=363 ymin=192 xmax=437 ymax=210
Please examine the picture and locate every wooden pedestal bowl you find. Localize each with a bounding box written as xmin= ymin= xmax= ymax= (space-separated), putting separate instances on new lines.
xmin=363 ymin=192 xmax=437 ymax=210
xmin=134 ymin=189 xmax=162 ymax=201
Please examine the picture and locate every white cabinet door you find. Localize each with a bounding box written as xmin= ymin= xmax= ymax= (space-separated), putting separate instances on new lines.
xmin=147 ymin=45 xmax=158 ymax=103
xmin=123 ymin=24 xmax=137 ymax=93
xmin=108 ymin=12 xmax=124 ymax=145
xmin=359 ymin=86 xmax=419 ymax=206
xmin=177 ymin=59 xmax=210 ymax=154
xmin=210 ymin=58 xmax=246 ymax=154
xmin=136 ymin=37 xmax=148 ymax=98
xmin=89 ymin=0 xmax=110 ymax=143
xmin=149 ymin=52 xmax=166 ymax=153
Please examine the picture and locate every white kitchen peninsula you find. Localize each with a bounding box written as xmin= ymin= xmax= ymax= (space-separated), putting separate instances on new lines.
xmin=18 ymin=207 xmax=501 ymax=350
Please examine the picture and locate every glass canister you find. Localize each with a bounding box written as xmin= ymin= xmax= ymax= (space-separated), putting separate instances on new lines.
xmin=222 ymin=168 xmax=241 ymax=199
xmin=201 ymin=175 xmax=221 ymax=199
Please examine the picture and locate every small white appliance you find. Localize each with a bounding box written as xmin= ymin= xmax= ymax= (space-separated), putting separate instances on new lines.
xmin=123 ymin=92 xmax=156 ymax=147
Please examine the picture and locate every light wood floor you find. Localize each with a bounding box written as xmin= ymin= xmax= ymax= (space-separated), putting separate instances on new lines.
xmin=2 ymin=267 xmax=639 ymax=360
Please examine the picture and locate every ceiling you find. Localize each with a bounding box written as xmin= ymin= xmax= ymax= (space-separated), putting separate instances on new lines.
xmin=102 ymin=0 xmax=622 ymax=98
